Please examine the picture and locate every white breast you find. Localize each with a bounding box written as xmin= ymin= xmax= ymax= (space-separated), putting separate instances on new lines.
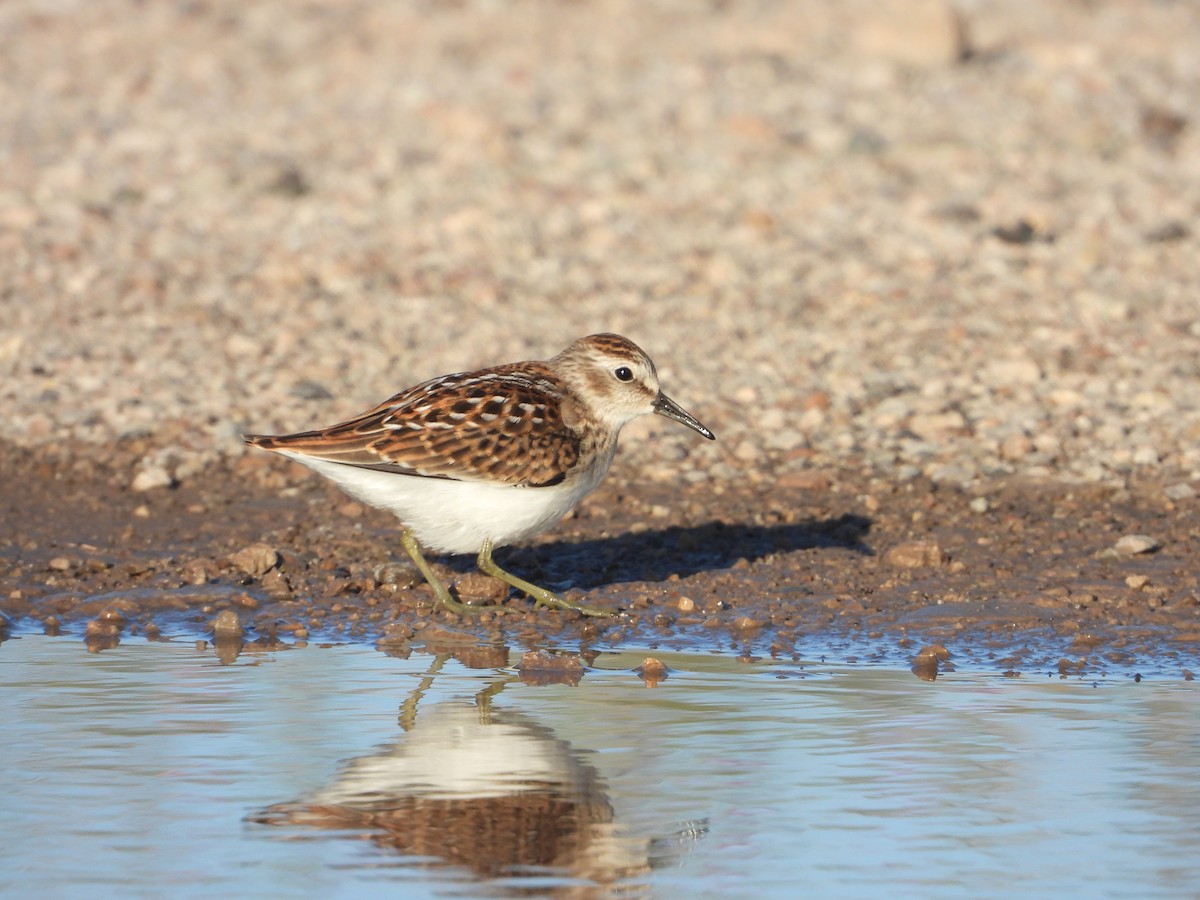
xmin=277 ymin=450 xmax=614 ymax=554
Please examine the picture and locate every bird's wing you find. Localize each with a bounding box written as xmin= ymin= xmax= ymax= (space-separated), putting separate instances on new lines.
xmin=245 ymin=363 xmax=581 ymax=487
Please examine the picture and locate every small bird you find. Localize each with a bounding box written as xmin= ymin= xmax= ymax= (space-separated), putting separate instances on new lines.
xmin=245 ymin=334 xmax=715 ymax=617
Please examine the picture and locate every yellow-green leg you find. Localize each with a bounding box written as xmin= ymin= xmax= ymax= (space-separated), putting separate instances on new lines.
xmin=400 ymin=528 xmax=482 ymax=616
xmin=476 ymin=538 xmax=613 ymax=618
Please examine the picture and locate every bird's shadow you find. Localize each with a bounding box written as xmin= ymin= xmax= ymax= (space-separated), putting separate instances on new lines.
xmin=486 ymin=514 xmax=873 ymax=590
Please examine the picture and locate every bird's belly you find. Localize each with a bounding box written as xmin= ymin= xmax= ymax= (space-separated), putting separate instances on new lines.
xmin=280 ymin=453 xmax=599 ymax=554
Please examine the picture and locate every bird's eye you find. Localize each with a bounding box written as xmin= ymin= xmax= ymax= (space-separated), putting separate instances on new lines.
xmin=614 ymin=366 xmax=634 ymax=382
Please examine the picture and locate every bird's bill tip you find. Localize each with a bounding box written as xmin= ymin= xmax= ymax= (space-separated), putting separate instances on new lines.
xmin=244 ymin=433 xmax=281 ymax=449
xmin=653 ymin=393 xmax=716 ymax=440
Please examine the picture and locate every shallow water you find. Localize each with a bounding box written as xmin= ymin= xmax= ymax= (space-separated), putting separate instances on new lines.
xmin=1 ymin=637 xmax=1197 ymax=898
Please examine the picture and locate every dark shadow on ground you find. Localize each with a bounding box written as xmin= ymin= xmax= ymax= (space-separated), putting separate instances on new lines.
xmin=483 ymin=514 xmax=874 ymax=590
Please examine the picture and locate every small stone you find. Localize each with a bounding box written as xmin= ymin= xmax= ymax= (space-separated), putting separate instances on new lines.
xmin=132 ymin=465 xmax=173 ymax=492
xmin=260 ymin=569 xmax=292 ymax=599
xmin=374 ymin=561 xmax=420 ymax=588
xmin=48 ymin=556 xmax=73 ymax=571
xmin=919 ymin=644 xmax=951 ymax=662
xmin=1131 ymin=445 xmax=1159 ymax=466
xmin=1164 ymin=483 xmax=1196 ymax=502
xmin=1145 ymin=221 xmax=1190 ymax=243
xmin=993 ymin=219 xmax=1040 ymax=244
xmin=885 ymin=540 xmax=946 ymax=569
xmin=181 ymin=558 xmax=219 ymax=585
xmin=908 ymin=410 xmax=967 ymax=439
xmin=516 ymin=650 xmax=585 ymax=686
xmin=211 ymin=609 xmax=244 ymax=638
xmin=1113 ymin=535 xmax=1161 ymax=556
xmin=1125 ymin=575 xmax=1150 ymax=590
xmin=224 ymin=333 xmax=259 ymax=357
xmin=1000 ymin=434 xmax=1033 ymax=460
xmin=850 ymin=0 xmax=964 ymax=68
xmin=779 ymin=469 xmax=830 ymax=491
xmin=732 ymin=616 xmax=763 ymax=630
xmin=911 ymin=643 xmax=950 ymax=681
xmin=635 ymin=657 xmax=669 ymax=686
xmin=802 ymin=390 xmax=832 ymax=411
xmin=927 ymin=463 xmax=974 ymax=487
xmin=733 ymin=439 xmax=761 ymax=462
xmin=453 ymin=571 xmax=509 ymax=604
xmin=987 ymin=357 xmax=1043 ymax=385
xmin=96 ymin=606 xmax=124 ymax=624
xmin=291 ymin=379 xmax=332 ymax=400
xmin=969 ymin=497 xmax=989 ymax=514
xmin=86 ymin=613 xmax=123 ymax=636
xmin=133 ymin=504 xmax=151 ymax=518
xmin=677 ymin=596 xmax=696 ymax=612
xmin=230 ymin=543 xmax=279 ymax=577
xmin=1032 ymin=434 xmax=1062 ymax=459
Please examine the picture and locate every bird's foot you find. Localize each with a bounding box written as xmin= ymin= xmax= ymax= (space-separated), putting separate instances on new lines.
xmin=477 ymin=539 xmax=615 ymax=618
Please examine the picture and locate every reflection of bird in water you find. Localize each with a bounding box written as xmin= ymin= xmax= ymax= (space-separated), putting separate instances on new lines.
xmin=252 ymin=672 xmax=706 ymax=887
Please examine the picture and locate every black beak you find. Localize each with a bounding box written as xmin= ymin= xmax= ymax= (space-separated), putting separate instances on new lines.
xmin=653 ymin=392 xmax=716 ymax=440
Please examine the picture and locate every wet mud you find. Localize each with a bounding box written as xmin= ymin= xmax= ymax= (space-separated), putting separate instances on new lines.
xmin=2 ymin=441 xmax=1197 ymax=677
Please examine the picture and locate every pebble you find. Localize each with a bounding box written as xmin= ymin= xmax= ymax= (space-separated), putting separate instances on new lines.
xmin=131 ymin=466 xmax=173 ymax=492
xmin=260 ymin=569 xmax=292 ymax=599
xmin=182 ymin=558 xmax=220 ymax=585
xmin=969 ymin=497 xmax=990 ymax=514
xmin=1132 ymin=446 xmax=1159 ymax=466
xmin=909 ymin=411 xmax=967 ymax=439
xmin=927 ymin=463 xmax=975 ymax=487
xmin=453 ymin=572 xmax=509 ymax=604
xmin=373 ymin=561 xmax=420 ymax=588
xmin=1000 ymin=434 xmax=1034 ymax=461
xmin=911 ymin=643 xmax=951 ymax=680
xmin=1112 ymin=535 xmax=1161 ymax=556
xmin=230 ymin=543 xmax=280 ymax=577
xmin=987 ymin=358 xmax=1043 ymax=385
xmin=211 ymin=609 xmax=244 ymax=638
xmin=85 ymin=618 xmax=121 ymax=639
xmin=635 ymin=657 xmax=669 ymax=685
xmin=1164 ymin=483 xmax=1196 ymax=502
xmin=516 ymin=650 xmax=585 ymax=686
xmin=885 ymin=540 xmax=946 ymax=569
xmin=849 ymin=0 xmax=963 ymax=68
xmin=733 ymin=440 xmax=761 ymax=463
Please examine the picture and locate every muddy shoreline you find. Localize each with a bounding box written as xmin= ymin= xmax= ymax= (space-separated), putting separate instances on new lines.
xmin=3 ymin=441 xmax=1196 ymax=678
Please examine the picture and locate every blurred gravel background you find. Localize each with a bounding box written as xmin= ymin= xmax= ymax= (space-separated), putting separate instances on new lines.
xmin=3 ymin=0 xmax=1198 ymax=494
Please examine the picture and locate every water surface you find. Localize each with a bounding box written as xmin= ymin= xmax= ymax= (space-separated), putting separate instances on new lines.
xmin=2 ymin=637 xmax=1197 ymax=898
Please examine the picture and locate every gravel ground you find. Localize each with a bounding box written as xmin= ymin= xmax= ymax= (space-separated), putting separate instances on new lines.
xmin=2 ymin=0 xmax=1198 ymax=487
xmin=1 ymin=1 xmax=1199 ymax=671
